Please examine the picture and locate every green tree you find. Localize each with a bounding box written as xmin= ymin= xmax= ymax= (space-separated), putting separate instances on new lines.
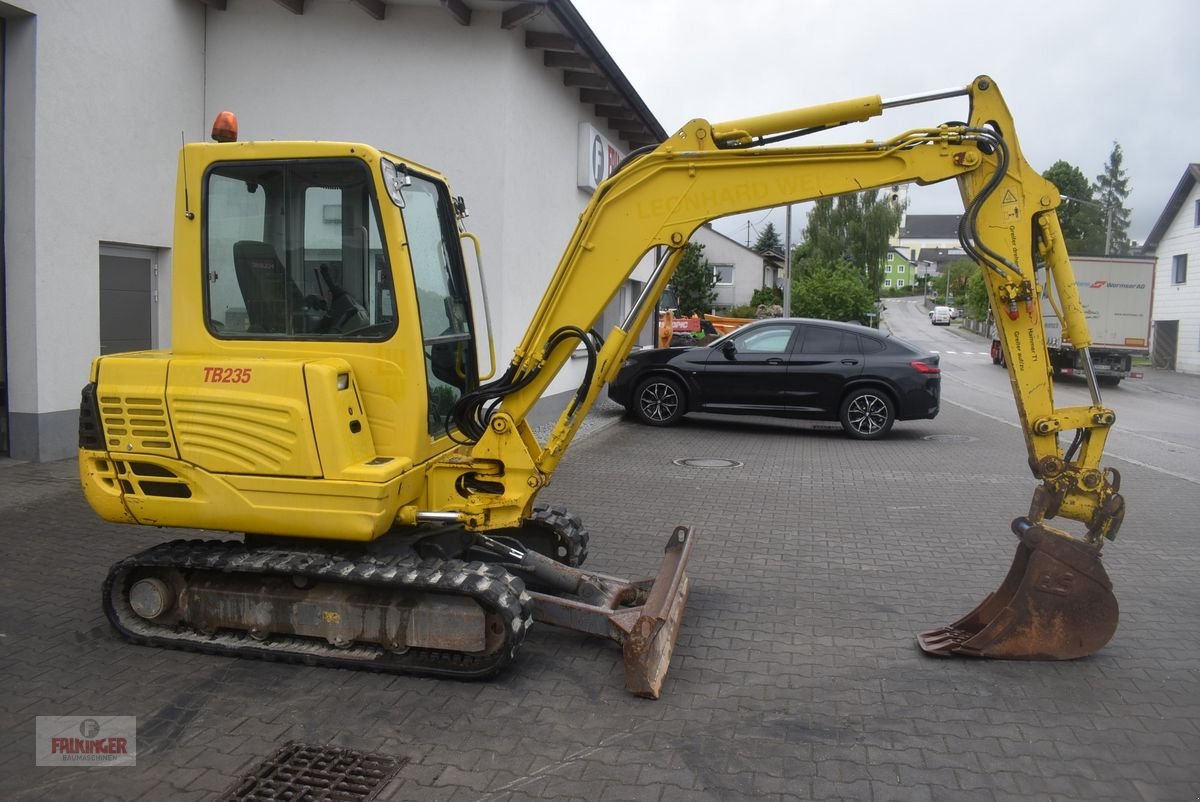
xmin=749 ymin=286 xmax=781 ymax=307
xmin=1093 ymin=142 xmax=1132 ymax=254
xmin=791 ymin=263 xmax=875 ymax=323
xmin=667 ymin=242 xmax=717 ymax=316
xmin=940 ymin=259 xmax=976 ymax=305
xmin=1042 ymin=160 xmax=1105 ymax=254
xmin=965 ymin=268 xmax=989 ymax=321
xmin=802 ymin=190 xmax=903 ymax=292
xmin=753 ymin=222 xmax=783 ymax=253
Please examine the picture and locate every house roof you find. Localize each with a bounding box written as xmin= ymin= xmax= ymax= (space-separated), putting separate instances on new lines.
xmin=196 ymin=0 xmax=667 ymax=149
xmin=899 ymin=214 xmax=961 ymax=240
xmin=1142 ymin=163 xmax=1200 ymax=253
xmin=916 ymin=247 xmax=966 ymax=265
xmin=699 ymin=224 xmax=766 ymax=257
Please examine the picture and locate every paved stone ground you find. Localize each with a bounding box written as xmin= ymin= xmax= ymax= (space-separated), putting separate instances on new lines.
xmin=1 ymin=399 xmax=1198 ymax=801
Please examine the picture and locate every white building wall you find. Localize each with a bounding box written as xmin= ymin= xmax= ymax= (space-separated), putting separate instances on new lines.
xmin=3 ymin=0 xmax=204 ymax=460
xmin=690 ymin=226 xmax=762 ymax=309
xmin=1152 ymin=183 xmax=1200 ymax=375
xmin=3 ymin=0 xmax=653 ymax=459
xmin=203 ymin=2 xmax=618 ymax=400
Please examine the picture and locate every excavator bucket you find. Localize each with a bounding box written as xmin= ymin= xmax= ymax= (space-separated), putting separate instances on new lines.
xmin=527 ymin=526 xmax=695 ymax=698
xmin=918 ymin=519 xmax=1118 ymax=660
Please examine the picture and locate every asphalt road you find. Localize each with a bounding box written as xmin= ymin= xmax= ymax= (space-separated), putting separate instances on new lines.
xmin=884 ymin=296 xmax=1200 ymax=486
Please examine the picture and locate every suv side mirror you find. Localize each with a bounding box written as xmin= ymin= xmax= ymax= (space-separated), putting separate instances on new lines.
xmin=721 ymin=340 xmax=737 ymax=360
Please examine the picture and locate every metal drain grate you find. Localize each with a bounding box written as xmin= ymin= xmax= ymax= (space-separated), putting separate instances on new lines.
xmin=922 ymin=434 xmax=978 ymax=443
xmin=672 ymin=458 xmax=744 ymax=468
xmin=220 ymin=742 xmax=406 ymax=802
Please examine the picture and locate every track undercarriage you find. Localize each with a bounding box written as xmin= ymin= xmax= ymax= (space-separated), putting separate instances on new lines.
xmin=104 ymin=504 xmax=694 ymax=698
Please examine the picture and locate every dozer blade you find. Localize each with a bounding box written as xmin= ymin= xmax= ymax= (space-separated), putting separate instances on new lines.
xmin=617 ymin=527 xmax=693 ymax=698
xmin=918 ymin=519 xmax=1118 ymax=660
xmin=527 ymin=526 xmax=695 ymax=699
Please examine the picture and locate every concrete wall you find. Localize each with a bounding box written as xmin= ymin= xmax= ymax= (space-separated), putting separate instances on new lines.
xmin=3 ymin=0 xmax=204 ymax=460
xmin=1152 ymin=182 xmax=1200 ymax=375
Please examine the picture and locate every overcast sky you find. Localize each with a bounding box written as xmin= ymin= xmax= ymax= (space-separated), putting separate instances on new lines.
xmin=572 ymin=0 xmax=1198 ymax=249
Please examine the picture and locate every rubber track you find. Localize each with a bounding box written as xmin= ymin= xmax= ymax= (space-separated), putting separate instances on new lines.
xmin=103 ymin=539 xmax=534 ymax=679
xmin=528 ymin=503 xmax=590 ymax=568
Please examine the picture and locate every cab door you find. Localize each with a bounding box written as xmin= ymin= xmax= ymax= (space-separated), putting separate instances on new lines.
xmin=785 ymin=324 xmax=864 ymax=414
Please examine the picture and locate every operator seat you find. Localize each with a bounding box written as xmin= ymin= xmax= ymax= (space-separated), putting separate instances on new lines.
xmin=233 ymin=241 xmax=305 ymax=334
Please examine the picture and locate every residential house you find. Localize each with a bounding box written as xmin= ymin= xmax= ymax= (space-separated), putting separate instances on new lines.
xmin=882 ymin=247 xmax=914 ymax=291
xmin=1142 ymin=163 xmax=1200 ymax=374
xmin=688 ymin=225 xmax=772 ymax=312
xmin=891 ymin=214 xmax=962 ymax=275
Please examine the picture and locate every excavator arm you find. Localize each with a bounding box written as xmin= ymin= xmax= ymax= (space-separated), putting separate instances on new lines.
xmin=427 ymin=76 xmax=1123 ymax=660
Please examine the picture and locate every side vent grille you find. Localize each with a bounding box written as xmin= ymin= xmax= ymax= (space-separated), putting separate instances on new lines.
xmin=99 ymin=395 xmax=176 ymax=454
xmin=111 ymin=460 xmax=193 ymax=499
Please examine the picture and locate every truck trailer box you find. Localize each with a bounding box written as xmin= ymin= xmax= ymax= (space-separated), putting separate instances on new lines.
xmin=1043 ymin=256 xmax=1154 ymax=351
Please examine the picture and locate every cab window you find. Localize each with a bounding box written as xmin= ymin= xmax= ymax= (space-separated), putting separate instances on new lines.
xmin=204 ymin=159 xmax=396 ymax=340
xmin=390 ymin=171 xmax=477 ymax=437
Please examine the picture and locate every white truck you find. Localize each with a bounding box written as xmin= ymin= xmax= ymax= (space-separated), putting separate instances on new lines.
xmin=990 ymin=256 xmax=1154 ymax=386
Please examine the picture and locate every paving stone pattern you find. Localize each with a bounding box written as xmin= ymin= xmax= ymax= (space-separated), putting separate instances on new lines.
xmin=1 ymin=402 xmax=1197 ymax=801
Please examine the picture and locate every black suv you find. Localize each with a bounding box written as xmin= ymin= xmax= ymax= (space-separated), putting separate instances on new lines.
xmin=608 ymin=318 xmax=940 ymax=439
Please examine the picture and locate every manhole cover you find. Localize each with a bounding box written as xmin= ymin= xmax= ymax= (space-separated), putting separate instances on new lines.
xmin=922 ymin=434 xmax=979 ymax=443
xmin=672 ymin=458 xmax=744 ymax=468
xmin=220 ymin=742 xmax=406 ymax=802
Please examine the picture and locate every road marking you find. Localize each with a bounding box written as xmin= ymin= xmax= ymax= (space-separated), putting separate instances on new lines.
xmin=1111 ymin=428 xmax=1197 ymax=452
xmin=943 ymin=397 xmax=1200 ymax=485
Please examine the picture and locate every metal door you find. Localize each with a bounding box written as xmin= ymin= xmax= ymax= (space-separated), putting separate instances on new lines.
xmin=1152 ymin=320 xmax=1178 ymax=370
xmin=0 ymin=21 xmax=7 ymax=456
xmin=99 ymin=247 xmax=156 ymax=354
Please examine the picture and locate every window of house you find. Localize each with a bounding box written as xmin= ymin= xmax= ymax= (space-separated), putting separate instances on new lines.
xmin=897 ymin=263 xmax=906 ymax=273
xmin=896 ymin=278 xmax=905 ymax=288
xmin=1174 ymin=254 xmax=1188 ymax=284
xmin=711 ymin=264 xmax=734 ymax=285
xmin=884 ymin=264 xmax=892 ymax=273
xmin=883 ymin=278 xmax=892 ymax=288
xmin=1194 ymin=199 xmax=1200 ymax=227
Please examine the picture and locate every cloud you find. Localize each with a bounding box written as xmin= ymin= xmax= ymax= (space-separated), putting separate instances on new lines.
xmin=574 ymin=0 xmax=1199 ymax=244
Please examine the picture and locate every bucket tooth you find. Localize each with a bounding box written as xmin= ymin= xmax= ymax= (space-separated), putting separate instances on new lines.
xmin=918 ymin=519 xmax=1118 ymax=660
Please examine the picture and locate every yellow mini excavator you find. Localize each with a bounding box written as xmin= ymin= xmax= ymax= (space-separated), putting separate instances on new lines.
xmin=79 ymin=77 xmax=1124 ymax=697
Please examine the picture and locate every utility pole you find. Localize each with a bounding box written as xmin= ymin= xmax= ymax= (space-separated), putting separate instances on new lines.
xmin=783 ymin=206 xmax=792 ymax=316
